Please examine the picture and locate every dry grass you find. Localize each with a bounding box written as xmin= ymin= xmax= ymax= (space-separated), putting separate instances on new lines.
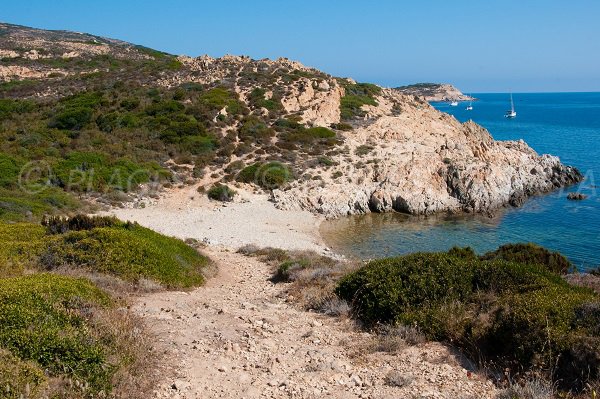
xmin=95 ymin=308 xmax=160 ymax=399
xmin=496 ymin=377 xmax=554 ymax=399
xmin=565 ymin=272 xmax=600 ymax=294
xmin=369 ymin=324 xmax=426 ymax=353
xmin=238 ymin=246 xmax=358 ymax=313
xmin=385 ymin=370 xmax=414 ymax=387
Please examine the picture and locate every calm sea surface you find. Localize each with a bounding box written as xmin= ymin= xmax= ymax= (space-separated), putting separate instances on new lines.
xmin=321 ymin=93 xmax=600 ymax=269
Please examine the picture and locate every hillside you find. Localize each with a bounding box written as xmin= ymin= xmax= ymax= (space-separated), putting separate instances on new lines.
xmin=0 ymin=22 xmax=581 ymax=222
xmin=394 ymin=83 xmax=473 ymax=102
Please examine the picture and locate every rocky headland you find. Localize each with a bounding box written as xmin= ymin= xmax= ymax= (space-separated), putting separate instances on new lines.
xmin=0 ymin=22 xmax=582 ymax=223
xmin=394 ymin=82 xmax=474 ymax=102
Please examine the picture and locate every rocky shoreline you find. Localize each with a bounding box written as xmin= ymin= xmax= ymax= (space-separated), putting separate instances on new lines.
xmin=271 ymin=89 xmax=582 ymax=219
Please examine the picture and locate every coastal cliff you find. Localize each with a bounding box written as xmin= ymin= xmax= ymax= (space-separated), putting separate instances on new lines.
xmin=394 ymin=83 xmax=473 ymax=102
xmin=271 ymin=88 xmax=582 ymax=218
xmin=0 ymin=22 xmax=581 ymax=221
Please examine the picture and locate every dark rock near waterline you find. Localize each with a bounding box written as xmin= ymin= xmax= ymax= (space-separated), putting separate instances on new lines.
xmin=567 ymin=192 xmax=588 ymax=200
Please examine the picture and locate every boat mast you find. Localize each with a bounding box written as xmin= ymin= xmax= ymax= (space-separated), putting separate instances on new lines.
xmin=510 ymin=93 xmax=514 ymax=112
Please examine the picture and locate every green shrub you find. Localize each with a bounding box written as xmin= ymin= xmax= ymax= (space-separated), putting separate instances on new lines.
xmin=199 ymin=87 xmax=244 ymax=116
xmin=207 ymin=183 xmax=236 ymax=202
xmin=0 ymin=223 xmax=46 ymax=277
xmin=304 ymin=126 xmax=336 ymax=139
xmin=482 ymin=243 xmax=573 ymax=274
xmin=0 ymin=153 xmax=21 ymax=188
xmin=42 ymin=214 xmax=122 ymax=234
xmin=145 ymin=99 xmax=185 ymax=116
xmin=355 ymin=145 xmax=373 ymax=156
xmin=52 ymin=106 xmax=94 ymax=130
xmin=336 ymin=249 xmax=600 ymax=392
xmin=330 ymin=122 xmax=353 ymax=131
xmin=40 ymin=223 xmax=207 ymax=287
xmin=238 ymin=116 xmax=275 ymax=143
xmin=0 ymin=187 xmax=80 ymax=223
xmin=339 ymin=81 xmax=382 ymax=120
xmin=0 ymin=350 xmax=46 ymax=399
xmin=236 ymin=162 xmax=292 ymax=189
xmin=447 ymin=246 xmax=478 ymax=260
xmin=318 ymin=156 xmax=335 ymax=166
xmin=0 ymin=274 xmax=113 ymax=395
xmin=180 ymin=134 xmax=217 ymax=154
xmin=53 ymin=151 xmax=163 ymax=192
xmin=248 ymin=87 xmax=282 ymax=111
xmin=276 ymin=259 xmax=311 ymax=282
xmin=0 ymin=99 xmax=36 ymax=121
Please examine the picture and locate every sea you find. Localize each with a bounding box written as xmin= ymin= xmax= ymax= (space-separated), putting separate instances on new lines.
xmin=321 ymin=92 xmax=600 ymax=270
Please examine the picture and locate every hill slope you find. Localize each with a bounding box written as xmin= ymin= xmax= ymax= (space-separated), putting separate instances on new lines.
xmin=0 ymin=22 xmax=581 ymax=220
xmin=394 ymin=83 xmax=473 ymax=102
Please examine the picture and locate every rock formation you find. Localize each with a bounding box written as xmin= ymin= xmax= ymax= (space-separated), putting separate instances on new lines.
xmin=0 ymin=22 xmax=582 ymax=220
xmin=272 ymin=89 xmax=582 ymax=218
xmin=394 ymin=83 xmax=473 ymax=102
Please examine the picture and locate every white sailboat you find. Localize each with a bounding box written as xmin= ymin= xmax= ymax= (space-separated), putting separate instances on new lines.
xmin=504 ymin=93 xmax=516 ymax=118
xmin=466 ymin=95 xmax=473 ymax=110
xmin=450 ymin=100 xmax=458 ymax=106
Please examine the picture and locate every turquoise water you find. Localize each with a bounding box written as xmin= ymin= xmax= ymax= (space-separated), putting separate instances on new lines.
xmin=321 ymin=93 xmax=600 ymax=269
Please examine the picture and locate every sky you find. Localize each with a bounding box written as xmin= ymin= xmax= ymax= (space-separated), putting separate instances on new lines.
xmin=2 ymin=0 xmax=599 ymax=92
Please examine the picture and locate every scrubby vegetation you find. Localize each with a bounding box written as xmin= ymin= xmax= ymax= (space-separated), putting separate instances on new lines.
xmin=236 ymin=161 xmax=293 ymax=189
xmin=336 ymin=246 xmax=600 ymax=393
xmin=207 ymin=183 xmax=236 ymax=202
xmin=1 ymin=216 xmax=208 ymax=288
xmin=0 ymin=273 xmax=153 ymax=398
xmin=238 ymin=245 xmax=356 ymax=316
xmin=338 ymin=80 xmax=382 ymax=120
xmin=482 ymin=242 xmax=573 ymax=274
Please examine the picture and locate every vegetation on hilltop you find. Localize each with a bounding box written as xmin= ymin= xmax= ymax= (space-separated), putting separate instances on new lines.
xmin=337 ymin=79 xmax=382 ymax=120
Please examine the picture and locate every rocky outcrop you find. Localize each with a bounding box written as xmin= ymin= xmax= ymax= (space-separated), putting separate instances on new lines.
xmin=272 ymin=91 xmax=582 ymax=218
xmin=0 ymin=22 xmax=581 ymax=219
xmin=394 ymin=83 xmax=473 ymax=102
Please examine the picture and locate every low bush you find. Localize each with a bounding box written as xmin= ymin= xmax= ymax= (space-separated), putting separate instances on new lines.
xmin=242 ymin=247 xmax=358 ymax=313
xmin=0 ymin=187 xmax=81 ymax=223
xmin=0 ymin=153 xmax=21 ymax=188
xmin=236 ymin=162 xmax=293 ymax=190
xmin=335 ymin=249 xmax=600 ymax=392
xmin=339 ymin=81 xmax=382 ymax=120
xmin=248 ymin=87 xmax=282 ymax=111
xmin=207 ymin=183 xmax=236 ymax=202
xmin=0 ymin=273 xmax=154 ymax=397
xmin=40 ymin=222 xmax=208 ymax=288
xmin=330 ymin=122 xmax=353 ymax=131
xmin=355 ymin=145 xmax=373 ymax=156
xmin=2 ymin=217 xmax=208 ymax=288
xmin=0 ymin=274 xmax=112 ymax=396
xmin=42 ymin=214 xmax=123 ymax=234
xmin=482 ymin=242 xmax=572 ymax=274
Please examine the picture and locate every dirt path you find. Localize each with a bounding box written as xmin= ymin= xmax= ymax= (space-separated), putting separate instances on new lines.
xmin=133 ymin=247 xmax=497 ymax=399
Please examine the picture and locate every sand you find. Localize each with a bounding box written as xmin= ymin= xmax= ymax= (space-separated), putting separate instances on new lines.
xmin=106 ymin=185 xmax=329 ymax=253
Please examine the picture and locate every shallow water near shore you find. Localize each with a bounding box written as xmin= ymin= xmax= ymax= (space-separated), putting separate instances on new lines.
xmin=321 ymin=92 xmax=600 ymax=270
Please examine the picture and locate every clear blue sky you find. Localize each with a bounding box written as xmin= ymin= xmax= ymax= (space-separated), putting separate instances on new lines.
xmin=2 ymin=0 xmax=599 ymax=92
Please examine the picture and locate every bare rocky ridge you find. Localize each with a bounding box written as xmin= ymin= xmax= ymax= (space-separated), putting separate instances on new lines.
xmin=394 ymin=83 xmax=473 ymax=102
